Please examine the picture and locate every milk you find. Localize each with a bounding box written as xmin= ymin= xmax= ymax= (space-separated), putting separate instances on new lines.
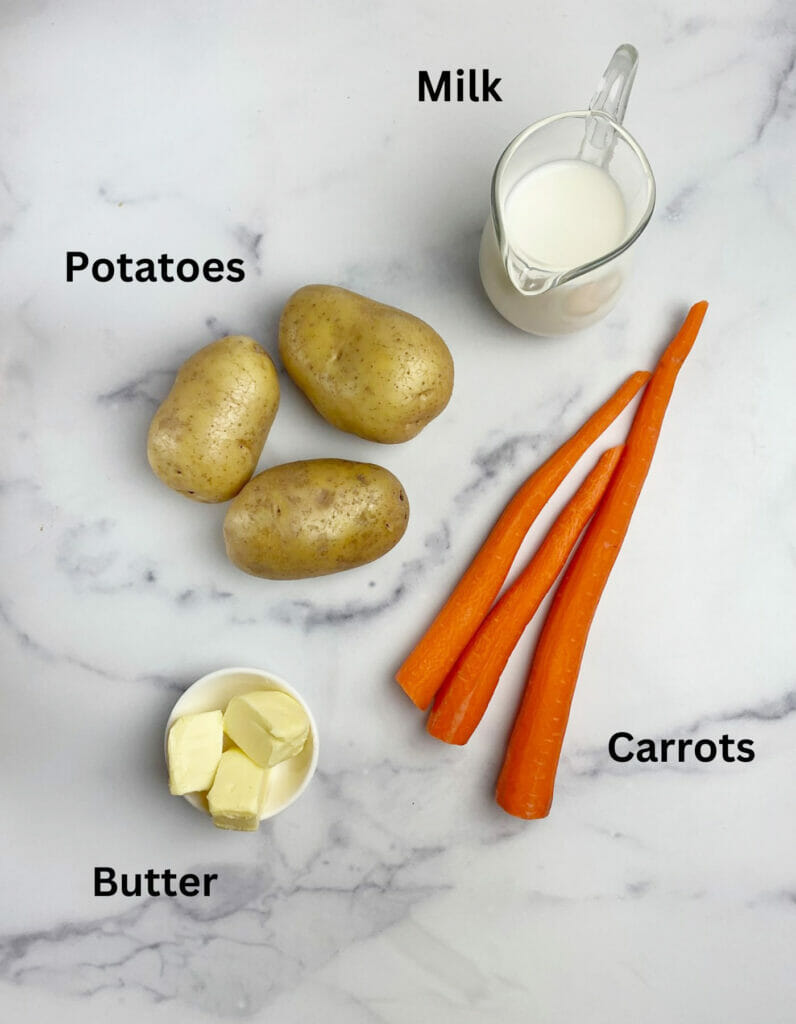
xmin=504 ymin=159 xmax=626 ymax=270
xmin=479 ymin=158 xmax=630 ymax=336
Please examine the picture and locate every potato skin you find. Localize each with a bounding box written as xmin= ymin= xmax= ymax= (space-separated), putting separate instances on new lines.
xmin=147 ymin=335 xmax=279 ymax=503
xmin=223 ymin=459 xmax=410 ymax=579
xmin=279 ymin=285 xmax=453 ymax=443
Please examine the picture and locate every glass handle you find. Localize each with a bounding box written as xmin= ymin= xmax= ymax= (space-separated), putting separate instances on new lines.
xmin=590 ymin=43 xmax=638 ymax=125
xmin=581 ymin=43 xmax=638 ymax=161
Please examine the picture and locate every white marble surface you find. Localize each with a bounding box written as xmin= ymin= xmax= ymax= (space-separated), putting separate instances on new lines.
xmin=2 ymin=1 xmax=795 ymax=1021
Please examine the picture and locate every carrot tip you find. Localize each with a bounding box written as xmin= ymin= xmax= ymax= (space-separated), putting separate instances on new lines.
xmin=495 ymin=793 xmax=552 ymax=820
xmin=395 ymin=675 xmax=432 ymax=711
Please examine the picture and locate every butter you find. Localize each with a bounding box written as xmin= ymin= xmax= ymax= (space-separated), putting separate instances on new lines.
xmin=223 ymin=690 xmax=310 ymax=768
xmin=207 ymin=748 xmax=268 ymax=831
xmin=167 ymin=710 xmax=223 ymax=795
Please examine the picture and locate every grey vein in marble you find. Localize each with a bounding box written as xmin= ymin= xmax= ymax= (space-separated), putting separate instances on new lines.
xmin=753 ymin=42 xmax=796 ymax=144
xmin=97 ymin=184 xmax=166 ymax=208
xmin=0 ymin=599 xmax=190 ymax=693
xmin=204 ymin=315 xmax=235 ymax=339
xmin=664 ymin=183 xmax=700 ymax=223
xmin=0 ymin=599 xmax=119 ymax=682
xmin=232 ymin=225 xmax=264 ymax=275
xmin=97 ymin=367 xmax=177 ymax=409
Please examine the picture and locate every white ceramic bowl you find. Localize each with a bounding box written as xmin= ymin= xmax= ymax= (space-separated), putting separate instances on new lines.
xmin=165 ymin=666 xmax=319 ymax=822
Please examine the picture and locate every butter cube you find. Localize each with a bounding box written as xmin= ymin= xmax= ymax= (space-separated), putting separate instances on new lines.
xmin=207 ymin=748 xmax=268 ymax=831
xmin=167 ymin=710 xmax=223 ymax=795
xmin=223 ymin=690 xmax=309 ymax=768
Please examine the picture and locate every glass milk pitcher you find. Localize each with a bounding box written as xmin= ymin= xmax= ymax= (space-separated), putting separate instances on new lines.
xmin=479 ymin=44 xmax=656 ymax=336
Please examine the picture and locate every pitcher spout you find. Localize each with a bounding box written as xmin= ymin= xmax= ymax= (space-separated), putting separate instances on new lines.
xmin=503 ymin=249 xmax=559 ymax=295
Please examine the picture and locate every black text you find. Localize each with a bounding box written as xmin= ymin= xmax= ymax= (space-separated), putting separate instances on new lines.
xmin=94 ymin=866 xmax=219 ymax=897
xmin=418 ymin=68 xmax=502 ymax=102
xmin=66 ymin=252 xmax=246 ymax=283
xmin=608 ymin=732 xmax=755 ymax=764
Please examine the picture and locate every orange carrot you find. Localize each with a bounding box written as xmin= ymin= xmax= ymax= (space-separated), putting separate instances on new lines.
xmin=496 ymin=301 xmax=708 ymax=819
xmin=427 ymin=445 xmax=624 ymax=745
xmin=396 ymin=370 xmax=650 ymax=710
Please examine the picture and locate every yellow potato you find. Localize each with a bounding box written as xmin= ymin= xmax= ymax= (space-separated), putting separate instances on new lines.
xmin=279 ymin=285 xmax=453 ymax=443
xmin=147 ymin=336 xmax=279 ymax=502
xmin=223 ymin=459 xmax=409 ymax=579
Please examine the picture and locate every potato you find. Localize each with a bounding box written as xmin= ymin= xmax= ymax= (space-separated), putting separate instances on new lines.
xmin=147 ymin=335 xmax=279 ymax=503
xmin=223 ymin=459 xmax=409 ymax=579
xmin=279 ymin=285 xmax=453 ymax=443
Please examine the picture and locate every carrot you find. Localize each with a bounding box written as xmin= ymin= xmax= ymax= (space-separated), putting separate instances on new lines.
xmin=427 ymin=445 xmax=624 ymax=745
xmin=496 ymin=301 xmax=708 ymax=819
xmin=395 ymin=370 xmax=650 ymax=710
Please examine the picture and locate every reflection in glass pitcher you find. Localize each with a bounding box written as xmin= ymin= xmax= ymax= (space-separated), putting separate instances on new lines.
xmin=479 ymin=45 xmax=656 ymax=336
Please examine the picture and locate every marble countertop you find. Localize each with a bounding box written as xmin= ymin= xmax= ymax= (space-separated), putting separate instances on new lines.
xmin=2 ymin=1 xmax=794 ymax=1021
